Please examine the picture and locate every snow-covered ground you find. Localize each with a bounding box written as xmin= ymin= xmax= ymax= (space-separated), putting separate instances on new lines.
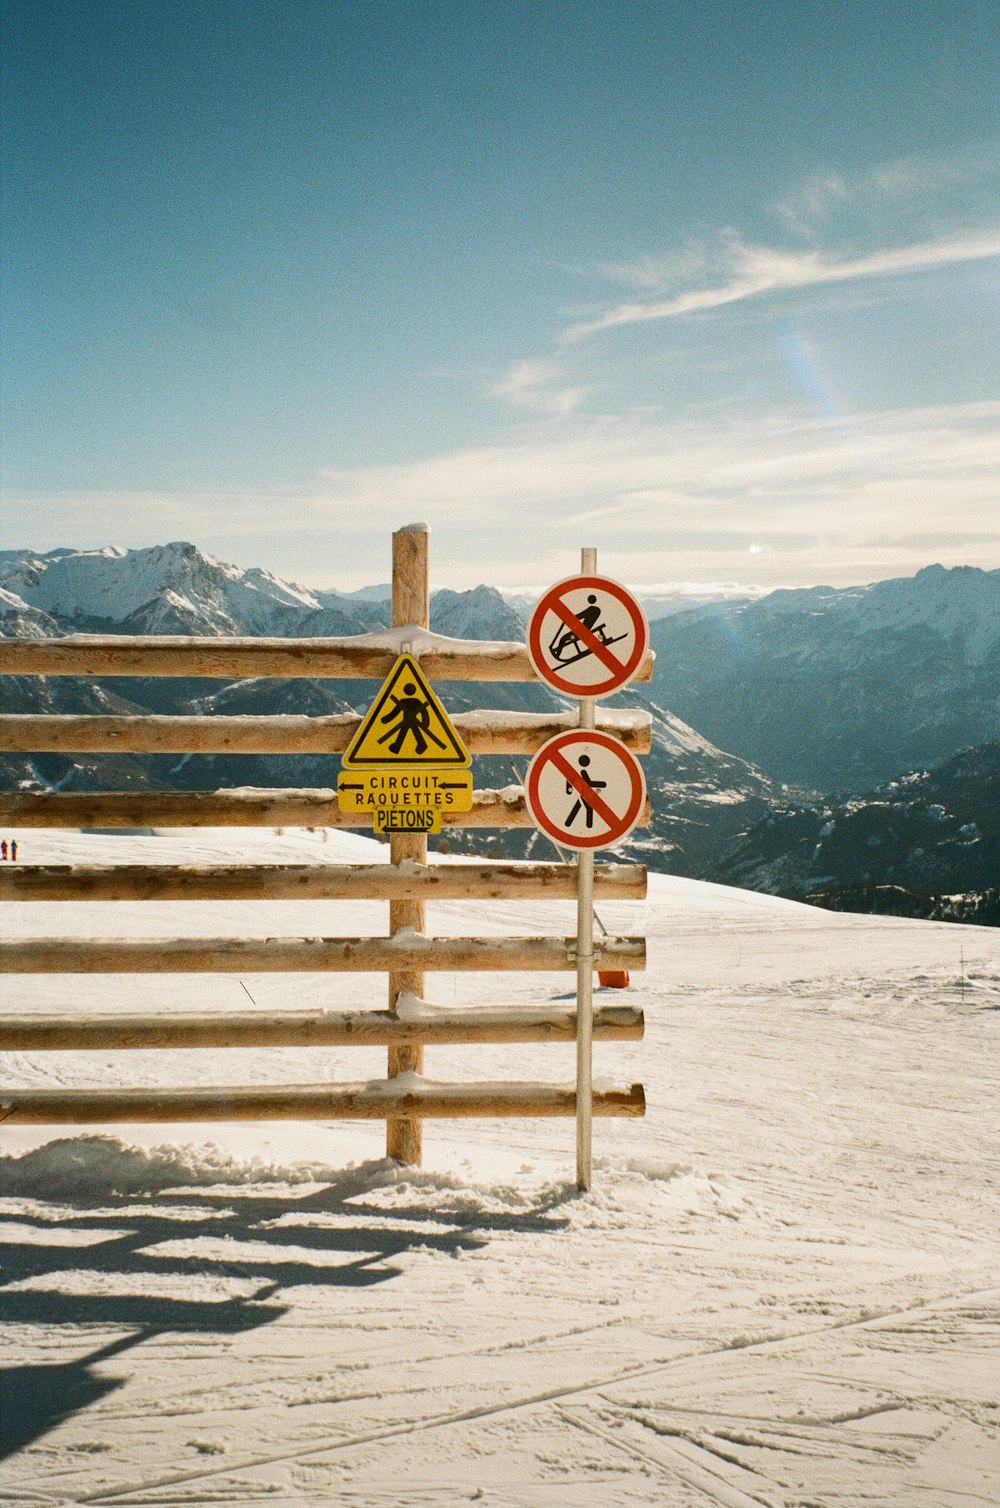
xmin=1 ymin=825 xmax=998 ymax=1505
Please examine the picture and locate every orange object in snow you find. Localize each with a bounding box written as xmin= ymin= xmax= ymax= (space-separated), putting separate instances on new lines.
xmin=598 ymin=970 xmax=630 ymax=989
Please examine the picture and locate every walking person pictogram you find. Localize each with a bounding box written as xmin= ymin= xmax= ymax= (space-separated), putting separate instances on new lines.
xmin=377 ymin=682 xmax=448 ymax=758
xmin=565 ymin=754 xmax=607 ymax=830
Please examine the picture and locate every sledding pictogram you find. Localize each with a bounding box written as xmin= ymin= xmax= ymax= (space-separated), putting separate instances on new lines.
xmin=341 ymin=655 xmax=471 ymax=768
xmin=527 ymin=575 xmax=650 ymax=697
xmin=525 ymin=730 xmax=646 ymax=851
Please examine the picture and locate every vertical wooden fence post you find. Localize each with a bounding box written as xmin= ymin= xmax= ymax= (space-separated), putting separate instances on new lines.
xmin=387 ymin=523 xmax=430 ymax=1165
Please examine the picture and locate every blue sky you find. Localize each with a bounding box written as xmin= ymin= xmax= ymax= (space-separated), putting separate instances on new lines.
xmin=2 ymin=0 xmax=998 ymax=592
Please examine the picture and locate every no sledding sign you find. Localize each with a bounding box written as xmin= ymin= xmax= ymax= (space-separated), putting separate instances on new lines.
xmin=527 ymin=574 xmax=649 ymax=697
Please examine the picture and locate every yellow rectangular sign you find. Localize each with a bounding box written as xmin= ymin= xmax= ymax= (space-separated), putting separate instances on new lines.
xmin=338 ymin=768 xmax=473 ymax=819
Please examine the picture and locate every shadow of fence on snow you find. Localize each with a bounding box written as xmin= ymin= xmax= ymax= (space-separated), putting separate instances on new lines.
xmin=0 ymin=1151 xmax=572 ymax=1457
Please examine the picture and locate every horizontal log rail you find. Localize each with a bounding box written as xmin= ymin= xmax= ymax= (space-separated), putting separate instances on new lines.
xmin=0 ymin=629 xmax=655 ymax=683
xmin=0 ymin=1080 xmax=646 ymax=1124
xmin=0 ymin=787 xmax=528 ymax=828
xmin=0 ymin=860 xmax=647 ymax=902
xmin=0 ymin=707 xmax=651 ymax=756
xmin=0 ymin=1003 xmax=644 ymax=1050
xmin=0 ymin=786 xmax=651 ymax=830
xmin=0 ymin=934 xmax=646 ymax=974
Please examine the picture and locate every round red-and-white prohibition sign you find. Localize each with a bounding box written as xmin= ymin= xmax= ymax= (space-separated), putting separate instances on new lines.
xmin=525 ymin=730 xmax=646 ymax=852
xmin=527 ymin=574 xmax=650 ymax=697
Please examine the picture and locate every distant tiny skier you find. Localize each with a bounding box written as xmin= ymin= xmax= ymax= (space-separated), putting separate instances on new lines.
xmin=377 ymin=683 xmax=447 ymax=757
xmin=549 ymin=595 xmax=625 ymax=666
xmin=0 ymin=840 xmax=7 ymax=861
xmin=565 ymin=754 xmax=606 ymax=831
xmin=9 ymin=839 xmax=16 ymax=861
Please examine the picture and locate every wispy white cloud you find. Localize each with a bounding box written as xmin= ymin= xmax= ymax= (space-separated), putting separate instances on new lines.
xmin=562 ymin=231 xmax=1000 ymax=342
xmin=592 ymin=243 xmax=709 ymax=293
xmin=775 ymin=140 xmax=1000 ymax=236
xmin=6 ymin=403 xmax=997 ymax=590
xmin=491 ymin=357 xmax=590 ymax=414
xmin=322 ymin=399 xmax=999 ymax=590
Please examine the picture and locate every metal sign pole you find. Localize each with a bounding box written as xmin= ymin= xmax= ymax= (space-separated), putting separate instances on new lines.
xmin=576 ymin=546 xmax=597 ymax=1191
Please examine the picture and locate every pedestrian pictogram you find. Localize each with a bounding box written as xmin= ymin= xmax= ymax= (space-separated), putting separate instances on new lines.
xmin=527 ymin=575 xmax=650 ymax=697
xmin=341 ymin=655 xmax=471 ymax=768
xmin=563 ymin=753 xmax=605 ymax=831
xmin=525 ymin=730 xmax=646 ymax=851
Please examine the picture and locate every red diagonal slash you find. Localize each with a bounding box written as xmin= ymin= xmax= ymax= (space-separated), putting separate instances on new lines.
xmin=550 ymin=747 xmax=620 ymax=830
xmin=549 ymin=592 xmax=626 ymax=676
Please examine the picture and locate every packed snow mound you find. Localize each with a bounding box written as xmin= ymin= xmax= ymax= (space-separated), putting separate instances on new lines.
xmin=0 ymin=1135 xmax=333 ymax=1198
xmin=0 ymin=1135 xmax=748 ymax=1229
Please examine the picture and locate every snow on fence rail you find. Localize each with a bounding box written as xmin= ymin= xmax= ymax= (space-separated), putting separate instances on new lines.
xmin=0 ymin=705 xmax=651 ymax=756
xmin=0 ymin=858 xmax=647 ymax=902
xmin=0 ymin=933 xmax=646 ymax=974
xmin=0 ymin=524 xmax=648 ymax=1168
xmin=0 ymin=629 xmax=655 ymax=682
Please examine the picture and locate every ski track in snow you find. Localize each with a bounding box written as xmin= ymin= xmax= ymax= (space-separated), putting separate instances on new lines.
xmin=1 ymin=825 xmax=998 ymax=1505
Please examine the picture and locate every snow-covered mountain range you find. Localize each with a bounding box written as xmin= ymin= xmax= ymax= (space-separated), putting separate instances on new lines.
xmin=0 ymin=543 xmax=779 ymax=879
xmin=0 ymin=542 xmax=386 ymax=638
xmin=2 ymin=543 xmax=996 ymax=919
xmin=649 ymin=563 xmax=1000 ymax=791
xmin=710 ymin=740 xmax=1000 ymax=925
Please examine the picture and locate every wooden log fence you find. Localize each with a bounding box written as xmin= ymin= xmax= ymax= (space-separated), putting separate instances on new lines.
xmin=385 ymin=527 xmax=429 ymax=1163
xmin=0 ymin=524 xmax=648 ymax=1167
xmin=0 ymin=933 xmax=645 ymax=974
xmin=0 ymin=1082 xmax=646 ymax=1126
xmin=0 ymin=1003 xmax=644 ymax=1051
xmin=0 ymin=630 xmax=655 ymax=683
xmin=0 ymin=706 xmax=651 ymax=756
xmin=0 ymin=859 xmax=647 ymax=903
xmin=0 ymin=786 xmax=548 ymax=829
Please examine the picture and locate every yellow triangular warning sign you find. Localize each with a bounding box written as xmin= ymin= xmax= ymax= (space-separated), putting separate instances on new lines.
xmin=342 ymin=655 xmax=471 ymax=768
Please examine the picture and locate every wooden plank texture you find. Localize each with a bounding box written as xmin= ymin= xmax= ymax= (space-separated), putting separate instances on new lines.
xmin=0 ymin=860 xmax=647 ymax=902
xmin=0 ymin=787 xmax=650 ymax=831
xmin=0 ymin=708 xmax=651 ymax=755
xmin=0 ymin=633 xmax=654 ymax=683
xmin=0 ymin=933 xmax=646 ymax=974
xmin=0 ymin=1081 xmax=646 ymax=1124
xmin=0 ymin=1004 xmax=645 ymax=1050
xmin=386 ymin=523 xmax=432 ymax=1164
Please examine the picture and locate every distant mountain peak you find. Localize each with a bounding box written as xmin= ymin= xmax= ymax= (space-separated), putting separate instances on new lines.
xmin=649 ymin=563 xmax=1000 ymax=790
xmin=0 ymin=542 xmax=533 ymax=642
